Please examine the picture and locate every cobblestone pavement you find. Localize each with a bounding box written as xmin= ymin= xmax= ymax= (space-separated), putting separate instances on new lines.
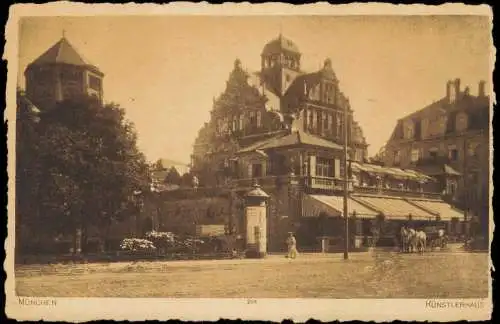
xmin=15 ymin=251 xmax=489 ymax=298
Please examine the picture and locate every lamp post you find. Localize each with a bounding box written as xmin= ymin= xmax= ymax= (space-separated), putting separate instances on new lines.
xmin=133 ymin=190 xmax=143 ymax=236
xmin=343 ymin=102 xmax=350 ymax=260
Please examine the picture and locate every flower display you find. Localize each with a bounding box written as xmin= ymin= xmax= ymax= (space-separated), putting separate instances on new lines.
xmin=120 ymin=238 xmax=156 ymax=252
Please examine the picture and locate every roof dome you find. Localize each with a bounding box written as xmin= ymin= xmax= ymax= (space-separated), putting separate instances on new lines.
xmin=262 ymin=34 xmax=301 ymax=56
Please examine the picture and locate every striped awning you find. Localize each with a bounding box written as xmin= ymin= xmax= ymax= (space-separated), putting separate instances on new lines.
xmin=407 ymin=199 xmax=465 ymax=221
xmin=302 ymin=194 xmax=379 ymax=219
xmin=352 ymin=195 xmax=437 ymax=220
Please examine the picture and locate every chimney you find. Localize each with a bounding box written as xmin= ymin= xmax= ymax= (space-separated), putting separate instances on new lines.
xmin=454 ymin=78 xmax=461 ymax=95
xmin=478 ymin=80 xmax=486 ymax=97
xmin=446 ymin=80 xmax=453 ymax=103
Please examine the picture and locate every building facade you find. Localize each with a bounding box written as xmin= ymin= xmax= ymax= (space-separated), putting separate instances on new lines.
xmin=383 ymin=78 xmax=490 ymax=238
xmin=159 ymin=35 xmax=467 ymax=252
xmin=24 ymin=35 xmax=104 ymax=110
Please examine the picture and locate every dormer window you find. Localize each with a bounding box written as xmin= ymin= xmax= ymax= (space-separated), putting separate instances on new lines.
xmin=404 ymin=119 xmax=415 ymax=139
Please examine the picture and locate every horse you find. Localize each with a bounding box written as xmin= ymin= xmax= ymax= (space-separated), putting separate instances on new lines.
xmin=407 ymin=228 xmax=417 ymax=253
xmin=415 ymin=230 xmax=427 ymax=254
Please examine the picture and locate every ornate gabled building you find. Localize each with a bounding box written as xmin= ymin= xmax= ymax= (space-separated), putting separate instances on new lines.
xmin=161 ymin=35 xmax=467 ymax=252
xmin=24 ymin=35 xmax=104 ymax=110
xmin=383 ymin=78 xmax=490 ymax=239
xmin=192 ymin=34 xmax=368 ymax=186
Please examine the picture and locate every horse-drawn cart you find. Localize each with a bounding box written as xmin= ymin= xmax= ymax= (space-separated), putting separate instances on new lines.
xmin=424 ymin=226 xmax=447 ymax=250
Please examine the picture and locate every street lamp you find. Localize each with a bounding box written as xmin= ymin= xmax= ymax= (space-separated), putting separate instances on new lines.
xmin=342 ymin=101 xmax=351 ymax=260
xmin=133 ymin=190 xmax=143 ymax=236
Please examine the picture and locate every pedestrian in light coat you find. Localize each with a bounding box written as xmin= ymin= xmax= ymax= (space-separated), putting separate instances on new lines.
xmin=286 ymin=232 xmax=298 ymax=259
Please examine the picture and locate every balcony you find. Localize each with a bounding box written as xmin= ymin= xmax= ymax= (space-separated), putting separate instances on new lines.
xmin=231 ymin=176 xmax=286 ymax=189
xmin=353 ymin=185 xmax=442 ymax=199
xmin=194 ymin=175 xmax=444 ymax=200
xmin=306 ymin=176 xmax=353 ymax=191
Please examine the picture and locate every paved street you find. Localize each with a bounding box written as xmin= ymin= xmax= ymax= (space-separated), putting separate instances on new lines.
xmin=15 ymin=251 xmax=489 ymax=298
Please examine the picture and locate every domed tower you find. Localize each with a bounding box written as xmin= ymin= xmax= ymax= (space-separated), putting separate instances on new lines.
xmin=260 ymin=34 xmax=302 ymax=96
xmin=24 ymin=34 xmax=104 ymax=110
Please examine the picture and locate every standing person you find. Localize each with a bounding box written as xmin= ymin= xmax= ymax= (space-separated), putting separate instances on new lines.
xmin=286 ymin=232 xmax=298 ymax=259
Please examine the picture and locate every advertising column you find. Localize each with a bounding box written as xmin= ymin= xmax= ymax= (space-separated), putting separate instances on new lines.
xmin=244 ymin=182 xmax=269 ymax=258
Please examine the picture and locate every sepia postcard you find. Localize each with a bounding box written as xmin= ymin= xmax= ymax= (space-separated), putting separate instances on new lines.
xmin=4 ymin=2 xmax=494 ymax=322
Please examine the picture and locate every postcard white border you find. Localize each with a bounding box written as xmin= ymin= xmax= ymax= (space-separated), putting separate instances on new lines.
xmin=4 ymin=2 xmax=494 ymax=322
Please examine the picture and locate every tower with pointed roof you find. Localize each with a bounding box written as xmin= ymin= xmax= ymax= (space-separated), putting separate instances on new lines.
xmin=260 ymin=34 xmax=302 ymax=97
xmin=24 ymin=34 xmax=104 ymax=110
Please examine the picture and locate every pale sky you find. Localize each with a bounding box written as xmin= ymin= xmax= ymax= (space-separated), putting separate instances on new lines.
xmin=17 ymin=15 xmax=492 ymax=164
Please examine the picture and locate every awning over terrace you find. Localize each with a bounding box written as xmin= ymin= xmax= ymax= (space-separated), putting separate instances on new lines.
xmin=407 ymin=199 xmax=465 ymax=221
xmin=351 ymin=195 xmax=437 ymax=221
xmin=302 ymin=194 xmax=379 ymax=219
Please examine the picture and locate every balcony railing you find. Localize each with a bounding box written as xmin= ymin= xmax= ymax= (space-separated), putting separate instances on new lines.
xmin=353 ymin=185 xmax=442 ymax=199
xmin=307 ymin=176 xmax=353 ymax=191
xmin=162 ymin=175 xmax=443 ymax=200
xmin=232 ymin=176 xmax=286 ymax=189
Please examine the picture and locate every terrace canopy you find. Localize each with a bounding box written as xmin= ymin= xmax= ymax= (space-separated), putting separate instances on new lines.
xmin=302 ymin=194 xmax=379 ymax=219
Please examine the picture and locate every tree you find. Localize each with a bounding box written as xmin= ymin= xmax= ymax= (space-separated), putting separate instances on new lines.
xmin=180 ymin=172 xmax=193 ymax=187
xmin=16 ymin=93 xmax=150 ymax=254
xmin=164 ymin=166 xmax=181 ymax=185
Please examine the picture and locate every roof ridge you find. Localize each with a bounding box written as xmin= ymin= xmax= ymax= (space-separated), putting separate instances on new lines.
xmin=55 ymin=38 xmax=64 ymax=62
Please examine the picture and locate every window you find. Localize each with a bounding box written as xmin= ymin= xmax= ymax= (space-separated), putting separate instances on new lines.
xmin=315 ymin=157 xmax=334 ymax=177
xmin=429 ymin=149 xmax=438 ymax=160
xmin=336 ymin=113 xmax=341 ymax=137
xmin=404 ymin=120 xmax=415 ymax=139
xmin=456 ymin=112 xmax=469 ymax=132
xmin=256 ymin=111 xmax=262 ymax=128
xmin=328 ymin=113 xmax=333 ymax=133
xmin=438 ymin=115 xmax=447 ymax=133
xmin=446 ymin=180 xmax=457 ymax=196
xmin=231 ymin=118 xmax=236 ymax=131
xmin=308 ymin=110 xmax=314 ymax=130
xmin=312 ymin=110 xmax=318 ymax=130
xmin=249 ymin=111 xmax=257 ymax=127
xmin=411 ymin=149 xmax=420 ymax=163
xmin=36 ymin=67 xmax=53 ymax=82
xmin=252 ymin=163 xmax=263 ymax=178
xmin=323 ymin=112 xmax=328 ymax=131
xmin=316 ymin=110 xmax=322 ymax=133
xmin=239 ymin=114 xmax=245 ymax=130
xmin=394 ymin=150 xmax=401 ymax=164
xmin=421 ymin=118 xmax=429 ymax=139
xmin=88 ymin=75 xmax=101 ymax=91
xmin=448 ymin=145 xmax=458 ymax=161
